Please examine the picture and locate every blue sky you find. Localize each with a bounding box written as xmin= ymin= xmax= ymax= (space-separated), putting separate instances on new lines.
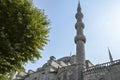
xmin=25 ymin=0 xmax=120 ymax=71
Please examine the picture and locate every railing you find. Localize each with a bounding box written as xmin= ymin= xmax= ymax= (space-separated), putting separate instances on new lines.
xmin=86 ymin=59 xmax=120 ymax=72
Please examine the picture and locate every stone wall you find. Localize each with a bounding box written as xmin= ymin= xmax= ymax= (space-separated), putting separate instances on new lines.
xmin=56 ymin=64 xmax=77 ymax=80
xmin=84 ymin=59 xmax=120 ymax=80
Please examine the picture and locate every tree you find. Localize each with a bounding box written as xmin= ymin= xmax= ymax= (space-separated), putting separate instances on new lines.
xmin=0 ymin=0 xmax=49 ymax=77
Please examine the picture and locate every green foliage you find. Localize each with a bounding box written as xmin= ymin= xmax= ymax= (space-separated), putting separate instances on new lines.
xmin=0 ymin=0 xmax=49 ymax=77
xmin=0 ymin=74 xmax=10 ymax=80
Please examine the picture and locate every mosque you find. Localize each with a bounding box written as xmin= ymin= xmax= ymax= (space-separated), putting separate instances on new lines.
xmin=14 ymin=1 xmax=120 ymax=80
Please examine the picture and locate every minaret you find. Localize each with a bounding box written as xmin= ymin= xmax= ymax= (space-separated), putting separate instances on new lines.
xmin=74 ymin=0 xmax=86 ymax=80
xmin=108 ymin=48 xmax=113 ymax=62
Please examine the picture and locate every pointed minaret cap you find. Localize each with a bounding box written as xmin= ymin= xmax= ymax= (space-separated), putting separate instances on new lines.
xmin=108 ymin=48 xmax=113 ymax=62
xmin=70 ymin=51 xmax=72 ymax=57
xmin=76 ymin=0 xmax=83 ymax=20
xmin=77 ymin=0 xmax=81 ymax=12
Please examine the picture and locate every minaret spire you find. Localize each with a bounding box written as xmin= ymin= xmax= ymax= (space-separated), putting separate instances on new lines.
xmin=75 ymin=0 xmax=86 ymax=80
xmin=76 ymin=0 xmax=83 ymax=23
xmin=77 ymin=0 xmax=81 ymax=11
xmin=108 ymin=48 xmax=113 ymax=62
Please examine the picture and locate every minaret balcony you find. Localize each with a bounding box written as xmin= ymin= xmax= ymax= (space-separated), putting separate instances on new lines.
xmin=74 ymin=35 xmax=86 ymax=43
xmin=75 ymin=12 xmax=83 ymax=19
xmin=75 ymin=22 xmax=84 ymax=29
